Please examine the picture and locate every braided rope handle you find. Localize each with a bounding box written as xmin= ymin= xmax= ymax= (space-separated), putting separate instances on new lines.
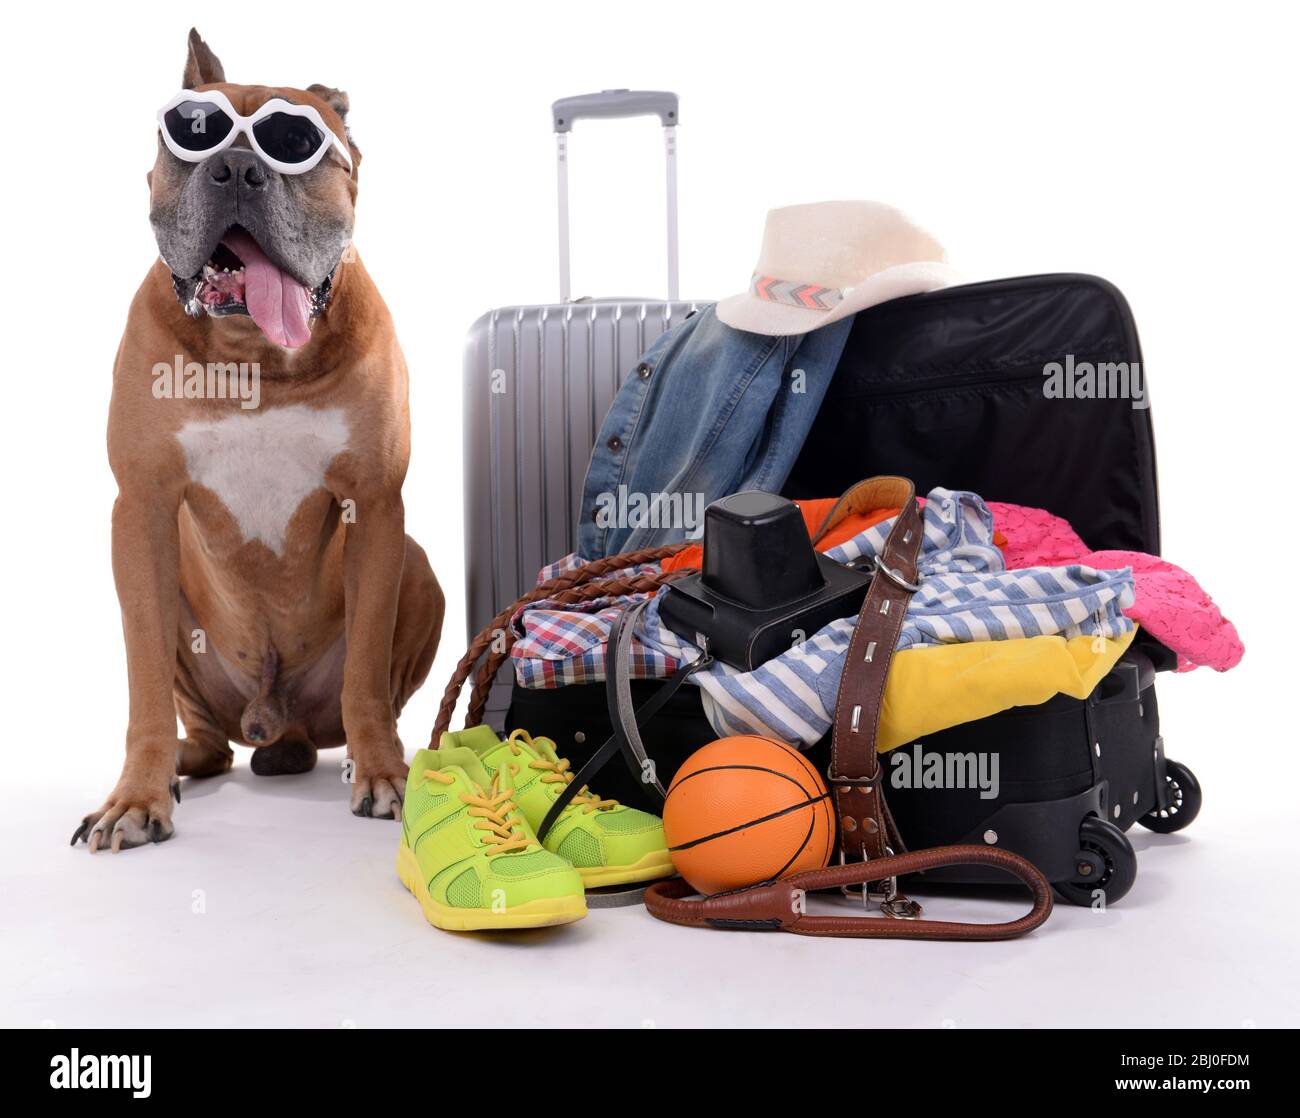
xmin=429 ymin=544 xmax=693 ymax=743
xmin=464 ymin=570 xmax=692 ymax=730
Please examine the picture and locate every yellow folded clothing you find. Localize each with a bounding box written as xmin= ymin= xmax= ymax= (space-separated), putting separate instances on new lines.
xmin=877 ymin=629 xmax=1137 ymax=752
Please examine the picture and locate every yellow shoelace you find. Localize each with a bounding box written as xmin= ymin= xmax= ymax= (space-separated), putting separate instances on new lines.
xmin=424 ymin=769 xmax=534 ymax=856
xmin=506 ymin=729 xmax=619 ymax=814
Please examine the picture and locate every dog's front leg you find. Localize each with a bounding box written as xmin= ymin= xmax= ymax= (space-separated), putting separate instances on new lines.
xmin=339 ymin=491 xmax=409 ymax=819
xmin=73 ymin=484 xmax=184 ymax=852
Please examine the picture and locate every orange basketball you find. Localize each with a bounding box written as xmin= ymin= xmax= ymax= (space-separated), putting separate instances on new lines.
xmin=663 ymin=735 xmax=834 ymax=895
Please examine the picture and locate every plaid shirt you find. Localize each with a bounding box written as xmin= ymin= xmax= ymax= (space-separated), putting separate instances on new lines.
xmin=510 ymin=556 xmax=680 ymax=688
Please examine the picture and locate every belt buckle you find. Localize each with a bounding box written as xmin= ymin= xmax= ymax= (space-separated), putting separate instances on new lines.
xmin=872 ymin=556 xmax=921 ymax=593
xmin=830 ymin=769 xmax=921 ymax=918
xmin=838 ymin=844 xmax=872 ymax=910
xmin=838 ymin=843 xmax=924 ymax=919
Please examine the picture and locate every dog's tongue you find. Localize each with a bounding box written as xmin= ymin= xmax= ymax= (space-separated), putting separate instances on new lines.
xmin=221 ymin=229 xmax=313 ymax=349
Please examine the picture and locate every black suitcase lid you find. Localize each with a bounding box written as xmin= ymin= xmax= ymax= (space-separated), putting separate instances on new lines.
xmin=784 ymin=273 xmax=1160 ymax=557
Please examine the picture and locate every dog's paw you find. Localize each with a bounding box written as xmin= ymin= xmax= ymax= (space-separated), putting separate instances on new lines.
xmin=71 ymin=778 xmax=180 ymax=853
xmin=349 ymin=760 xmax=406 ymax=820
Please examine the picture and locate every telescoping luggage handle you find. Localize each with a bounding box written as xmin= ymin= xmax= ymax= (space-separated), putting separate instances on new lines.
xmin=552 ymin=89 xmax=680 ymax=303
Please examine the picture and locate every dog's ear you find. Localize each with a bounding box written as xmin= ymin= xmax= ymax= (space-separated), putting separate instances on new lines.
xmin=308 ymin=85 xmax=350 ymax=121
xmin=182 ymin=28 xmax=226 ymax=89
xmin=306 ymin=83 xmax=358 ymax=167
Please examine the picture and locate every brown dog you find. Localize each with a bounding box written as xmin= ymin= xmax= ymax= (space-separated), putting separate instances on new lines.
xmin=73 ymin=30 xmax=444 ymax=852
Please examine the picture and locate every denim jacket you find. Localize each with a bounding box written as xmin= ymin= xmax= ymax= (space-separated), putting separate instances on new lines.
xmin=576 ymin=305 xmax=853 ymax=559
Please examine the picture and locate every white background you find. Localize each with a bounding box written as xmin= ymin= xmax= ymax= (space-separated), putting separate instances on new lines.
xmin=1 ymin=0 xmax=1296 ymax=1028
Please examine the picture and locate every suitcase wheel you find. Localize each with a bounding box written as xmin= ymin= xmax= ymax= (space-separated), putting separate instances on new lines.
xmin=1138 ymin=758 xmax=1202 ymax=835
xmin=1053 ymin=816 xmax=1138 ymax=907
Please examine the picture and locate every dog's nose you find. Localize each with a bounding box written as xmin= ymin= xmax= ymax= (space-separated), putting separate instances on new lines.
xmin=206 ymin=148 xmax=268 ymax=190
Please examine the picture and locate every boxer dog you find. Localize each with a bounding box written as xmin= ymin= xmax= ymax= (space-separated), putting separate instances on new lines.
xmin=73 ymin=30 xmax=444 ymax=852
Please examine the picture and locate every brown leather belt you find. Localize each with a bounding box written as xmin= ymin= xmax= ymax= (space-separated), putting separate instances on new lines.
xmin=827 ymin=477 xmax=923 ymax=886
xmin=644 ymin=476 xmax=1054 ymax=940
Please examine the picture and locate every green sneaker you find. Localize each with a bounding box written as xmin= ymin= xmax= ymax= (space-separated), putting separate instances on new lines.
xmin=442 ymin=726 xmax=675 ymax=889
xmin=396 ymin=745 xmax=587 ymax=931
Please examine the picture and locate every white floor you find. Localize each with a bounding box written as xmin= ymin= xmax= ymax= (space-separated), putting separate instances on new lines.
xmin=6 ymin=702 xmax=1296 ymax=1029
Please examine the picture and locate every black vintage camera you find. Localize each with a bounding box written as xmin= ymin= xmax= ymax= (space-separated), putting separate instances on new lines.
xmin=658 ymin=490 xmax=870 ymax=671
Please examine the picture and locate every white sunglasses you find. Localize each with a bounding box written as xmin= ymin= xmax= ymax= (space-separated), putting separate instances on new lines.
xmin=157 ymin=89 xmax=353 ymax=176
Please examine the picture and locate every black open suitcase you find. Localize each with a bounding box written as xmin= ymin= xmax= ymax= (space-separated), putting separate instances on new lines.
xmin=505 ymin=274 xmax=1202 ymax=906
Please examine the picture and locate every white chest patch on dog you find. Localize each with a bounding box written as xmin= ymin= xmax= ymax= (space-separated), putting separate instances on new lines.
xmin=177 ymin=406 xmax=351 ymax=556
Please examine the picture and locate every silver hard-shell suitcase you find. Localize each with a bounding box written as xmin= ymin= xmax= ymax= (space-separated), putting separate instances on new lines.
xmin=462 ymin=90 xmax=702 ymax=720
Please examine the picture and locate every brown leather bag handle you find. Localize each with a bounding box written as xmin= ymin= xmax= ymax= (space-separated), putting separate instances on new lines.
xmin=645 ymin=844 xmax=1053 ymax=940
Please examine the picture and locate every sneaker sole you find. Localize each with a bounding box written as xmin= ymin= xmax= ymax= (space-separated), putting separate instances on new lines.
xmin=397 ymin=841 xmax=587 ymax=931
xmin=577 ymin=848 xmax=676 ymax=889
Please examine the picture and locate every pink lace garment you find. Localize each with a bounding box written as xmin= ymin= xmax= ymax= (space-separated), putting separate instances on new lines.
xmin=989 ymin=502 xmax=1243 ymax=672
